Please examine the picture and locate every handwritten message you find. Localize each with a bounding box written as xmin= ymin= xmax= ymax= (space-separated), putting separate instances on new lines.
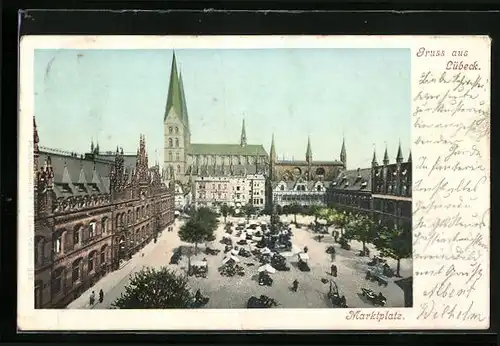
xmin=412 ymin=46 xmax=490 ymax=326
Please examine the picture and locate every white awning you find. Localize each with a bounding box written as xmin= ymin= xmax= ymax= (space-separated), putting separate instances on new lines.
xmin=261 ymin=247 xmax=272 ymax=254
xmin=298 ymin=253 xmax=310 ymax=260
xmin=258 ymin=264 xmax=276 ymax=274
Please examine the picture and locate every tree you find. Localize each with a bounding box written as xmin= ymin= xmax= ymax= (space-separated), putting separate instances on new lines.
xmin=289 ymin=202 xmax=301 ymax=225
xmin=275 ymin=204 xmax=283 ymax=215
xmin=220 ymin=204 xmax=233 ymax=224
xmin=178 ymin=207 xmax=218 ymax=254
xmin=329 ymin=210 xmax=349 ymax=236
xmin=242 ymin=203 xmax=256 ymax=221
xmin=111 ymin=267 xmax=193 ymax=309
xmin=344 ymin=216 xmax=376 ymax=252
xmin=374 ymin=223 xmax=412 ymax=277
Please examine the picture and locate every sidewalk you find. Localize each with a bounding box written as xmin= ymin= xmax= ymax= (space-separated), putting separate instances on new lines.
xmin=66 ymin=223 xmax=178 ymax=309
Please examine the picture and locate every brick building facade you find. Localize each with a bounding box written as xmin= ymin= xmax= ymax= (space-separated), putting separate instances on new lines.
xmin=33 ymin=118 xmax=175 ymax=308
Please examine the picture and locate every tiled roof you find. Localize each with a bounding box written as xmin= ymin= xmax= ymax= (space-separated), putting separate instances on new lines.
xmin=330 ymin=167 xmax=372 ymax=192
xmin=38 ymin=151 xmax=137 ymax=198
xmin=188 ymin=143 xmax=268 ymax=156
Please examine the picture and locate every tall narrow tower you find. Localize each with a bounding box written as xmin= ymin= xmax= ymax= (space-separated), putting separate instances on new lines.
xmin=164 ymin=51 xmax=189 ymax=183
xmin=306 ymin=136 xmax=312 ymax=180
xmin=269 ymin=134 xmax=277 ymax=181
xmin=240 ymin=118 xmax=247 ymax=147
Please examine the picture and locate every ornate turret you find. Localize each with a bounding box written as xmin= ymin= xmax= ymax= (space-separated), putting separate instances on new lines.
xmin=408 ymin=150 xmax=412 ymax=163
xmin=340 ymin=136 xmax=347 ymax=168
xmin=240 ymin=118 xmax=247 ymax=147
xmin=383 ymin=145 xmax=389 ymax=166
xmin=306 ymin=136 xmax=312 ymax=163
xmin=396 ymin=140 xmax=404 ymax=164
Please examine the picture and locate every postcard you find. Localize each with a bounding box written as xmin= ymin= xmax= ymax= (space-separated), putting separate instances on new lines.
xmin=18 ymin=35 xmax=490 ymax=331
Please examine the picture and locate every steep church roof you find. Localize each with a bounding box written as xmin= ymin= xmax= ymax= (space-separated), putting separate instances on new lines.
xmin=188 ymin=143 xmax=268 ymax=156
xmin=165 ymin=52 xmax=183 ymax=122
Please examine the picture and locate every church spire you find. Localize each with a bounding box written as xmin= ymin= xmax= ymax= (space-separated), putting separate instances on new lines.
xmin=306 ymin=136 xmax=312 ymax=162
xmin=396 ymin=140 xmax=404 ymax=164
xmin=383 ymin=143 xmax=390 ymax=165
xmin=407 ymin=150 xmax=412 ymax=162
xmin=340 ymin=136 xmax=346 ymax=168
xmin=90 ymin=139 xmax=94 ymax=153
xmin=164 ymin=51 xmax=183 ymax=122
xmin=179 ymin=70 xmax=190 ymax=132
xmin=240 ymin=118 xmax=247 ymax=147
xmin=270 ymin=134 xmax=276 ymax=162
xmin=372 ymin=145 xmax=378 ymax=167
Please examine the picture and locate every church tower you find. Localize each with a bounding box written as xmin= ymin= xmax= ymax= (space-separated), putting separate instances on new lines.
xmin=164 ymin=52 xmax=191 ymax=183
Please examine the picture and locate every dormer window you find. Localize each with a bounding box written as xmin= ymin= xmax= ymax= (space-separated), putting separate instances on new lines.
xmin=345 ymin=182 xmax=349 ymax=187
xmin=88 ymin=183 xmax=100 ymax=193
xmin=280 ymin=185 xmax=285 ymax=191
xmin=74 ymin=184 xmax=87 ymax=193
xmin=56 ymin=183 xmax=72 ymax=194
xmin=361 ymin=181 xmax=368 ymax=188
xmin=332 ymin=182 xmax=337 ymax=186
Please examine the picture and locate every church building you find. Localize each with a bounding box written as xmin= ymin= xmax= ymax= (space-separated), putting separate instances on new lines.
xmin=268 ymin=135 xmax=346 ymax=207
xmin=163 ymin=52 xmax=269 ymax=192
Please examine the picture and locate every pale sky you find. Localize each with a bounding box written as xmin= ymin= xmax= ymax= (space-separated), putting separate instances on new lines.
xmin=34 ymin=48 xmax=410 ymax=169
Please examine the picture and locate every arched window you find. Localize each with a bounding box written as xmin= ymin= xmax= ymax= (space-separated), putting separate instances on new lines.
xmin=175 ymin=138 xmax=179 ymax=147
xmin=168 ymin=151 xmax=173 ymax=161
xmin=53 ymin=230 xmax=63 ymax=254
xmin=175 ymin=127 xmax=179 ymax=134
xmin=101 ymin=218 xmax=107 ymax=234
xmin=115 ymin=214 xmax=120 ymax=228
xmin=317 ymin=185 xmax=322 ymax=192
xmin=72 ymin=258 xmax=82 ymax=283
xmin=73 ymin=225 xmax=81 ymax=245
xmin=88 ymin=251 xmax=96 ymax=272
xmin=52 ymin=267 xmax=64 ymax=294
xmin=100 ymin=245 xmax=107 ymax=264
xmin=177 ymin=165 xmax=181 ymax=173
xmin=169 ymin=126 xmax=173 ymax=134
xmin=176 ymin=152 xmax=180 ymax=161
xmin=168 ymin=138 xmax=173 ymax=147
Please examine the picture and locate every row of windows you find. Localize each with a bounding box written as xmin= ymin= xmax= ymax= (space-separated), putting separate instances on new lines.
xmin=167 ymin=138 xmax=181 ymax=148
xmin=277 ymin=184 xmax=324 ymax=192
xmin=167 ymin=151 xmax=181 ymax=162
xmin=51 ymin=244 xmax=110 ymax=294
xmin=50 ymin=218 xmax=108 ymax=257
xmin=189 ymin=155 xmax=265 ymax=166
xmin=168 ymin=126 xmax=180 ymax=134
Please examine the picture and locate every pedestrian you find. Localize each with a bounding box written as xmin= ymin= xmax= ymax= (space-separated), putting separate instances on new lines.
xmin=292 ymin=279 xmax=299 ymax=292
xmin=89 ymin=291 xmax=95 ymax=306
xmin=99 ymin=289 xmax=104 ymax=303
xmin=331 ymin=264 xmax=338 ymax=277
xmin=304 ymin=246 xmax=308 ymax=253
